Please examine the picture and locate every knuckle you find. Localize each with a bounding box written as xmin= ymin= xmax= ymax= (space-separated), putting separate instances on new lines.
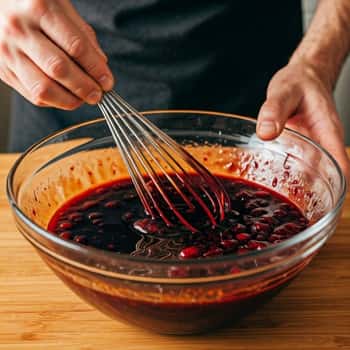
xmin=67 ymin=36 xmax=86 ymax=58
xmin=1 ymin=14 xmax=22 ymax=36
xmin=31 ymin=80 xmax=51 ymax=105
xmin=26 ymin=0 xmax=48 ymax=17
xmin=46 ymin=55 xmax=67 ymax=78
xmin=85 ymin=60 xmax=100 ymax=75
xmin=73 ymin=86 xmax=91 ymax=99
xmin=0 ymin=41 xmax=10 ymax=57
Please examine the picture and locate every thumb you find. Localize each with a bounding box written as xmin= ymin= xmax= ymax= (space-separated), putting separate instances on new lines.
xmin=257 ymin=86 xmax=303 ymax=140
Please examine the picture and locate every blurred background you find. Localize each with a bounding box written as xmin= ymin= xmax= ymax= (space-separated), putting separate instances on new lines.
xmin=0 ymin=0 xmax=349 ymax=152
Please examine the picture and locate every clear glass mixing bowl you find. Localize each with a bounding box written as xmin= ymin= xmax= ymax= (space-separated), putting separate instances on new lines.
xmin=7 ymin=110 xmax=346 ymax=334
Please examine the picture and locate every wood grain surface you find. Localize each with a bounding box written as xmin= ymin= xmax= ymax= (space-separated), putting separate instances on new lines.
xmin=0 ymin=154 xmax=349 ymax=350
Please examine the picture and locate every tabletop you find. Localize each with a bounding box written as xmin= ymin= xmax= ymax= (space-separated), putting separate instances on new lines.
xmin=0 ymin=153 xmax=349 ymax=350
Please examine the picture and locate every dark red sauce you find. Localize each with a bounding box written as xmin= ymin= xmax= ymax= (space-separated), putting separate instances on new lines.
xmin=48 ymin=175 xmax=308 ymax=259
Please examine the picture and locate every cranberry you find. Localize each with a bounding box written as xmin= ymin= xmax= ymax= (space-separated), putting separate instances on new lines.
xmin=274 ymin=222 xmax=301 ymax=236
xmin=58 ymin=221 xmax=73 ymax=230
xmin=74 ymin=235 xmax=87 ymax=244
xmin=221 ymin=239 xmax=238 ymax=251
xmin=68 ymin=212 xmax=84 ymax=223
xmin=88 ymin=212 xmax=103 ymax=220
xmin=250 ymin=208 xmax=268 ymax=217
xmin=250 ymin=222 xmax=271 ymax=235
xmin=235 ymin=190 xmax=252 ymax=201
xmin=95 ymin=187 xmax=107 ymax=195
xmin=269 ymin=234 xmax=283 ymax=243
xmin=259 ymin=216 xmax=278 ymax=225
xmin=179 ymin=246 xmax=201 ymax=259
xmin=279 ymin=203 xmax=293 ymax=211
xmin=231 ymin=223 xmax=247 ymax=233
xmin=203 ymin=247 xmax=224 ymax=257
xmin=236 ymin=233 xmax=250 ymax=241
xmin=92 ymin=218 xmax=104 ymax=226
xmin=246 ymin=199 xmax=269 ymax=211
xmin=247 ymin=240 xmax=268 ymax=250
xmin=133 ymin=218 xmax=163 ymax=235
xmin=104 ymin=200 xmax=121 ymax=209
xmin=82 ymin=200 xmax=99 ymax=210
xmin=273 ymin=208 xmax=287 ymax=219
xmin=59 ymin=231 xmax=72 ymax=240
xmin=254 ymin=190 xmax=271 ymax=198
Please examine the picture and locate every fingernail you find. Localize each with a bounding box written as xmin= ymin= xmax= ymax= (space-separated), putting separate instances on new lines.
xmin=258 ymin=121 xmax=278 ymax=138
xmin=98 ymin=75 xmax=114 ymax=91
xmin=87 ymin=90 xmax=102 ymax=104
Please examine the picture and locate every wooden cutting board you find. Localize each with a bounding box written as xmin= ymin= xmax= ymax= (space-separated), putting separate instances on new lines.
xmin=0 ymin=154 xmax=349 ymax=350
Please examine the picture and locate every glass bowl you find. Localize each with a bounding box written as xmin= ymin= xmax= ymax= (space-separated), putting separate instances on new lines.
xmin=7 ymin=110 xmax=346 ymax=334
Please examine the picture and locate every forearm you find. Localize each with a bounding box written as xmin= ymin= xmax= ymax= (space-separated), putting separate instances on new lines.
xmin=290 ymin=0 xmax=350 ymax=90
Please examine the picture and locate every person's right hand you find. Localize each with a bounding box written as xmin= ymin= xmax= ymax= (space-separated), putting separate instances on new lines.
xmin=0 ymin=0 xmax=114 ymax=110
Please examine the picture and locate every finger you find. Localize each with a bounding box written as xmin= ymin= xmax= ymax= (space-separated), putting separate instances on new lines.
xmin=257 ymin=84 xmax=303 ymax=140
xmin=11 ymin=51 xmax=83 ymax=110
xmin=60 ymin=0 xmax=108 ymax=62
xmin=319 ymin=124 xmax=350 ymax=183
xmin=20 ymin=30 xmax=102 ymax=105
xmin=39 ymin=2 xmax=114 ymax=91
xmin=0 ymin=65 xmax=39 ymax=104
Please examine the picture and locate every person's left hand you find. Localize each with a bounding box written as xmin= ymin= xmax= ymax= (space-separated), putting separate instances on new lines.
xmin=256 ymin=61 xmax=350 ymax=182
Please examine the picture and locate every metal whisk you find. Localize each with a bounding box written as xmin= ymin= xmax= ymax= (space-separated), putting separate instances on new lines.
xmin=98 ymin=90 xmax=230 ymax=232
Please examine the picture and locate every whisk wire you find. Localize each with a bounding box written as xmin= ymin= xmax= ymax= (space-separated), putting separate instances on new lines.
xmin=102 ymin=96 xmax=201 ymax=230
xmin=98 ymin=91 xmax=230 ymax=231
xmin=103 ymin=94 xmax=220 ymax=227
xmin=104 ymin=93 xmax=221 ymax=223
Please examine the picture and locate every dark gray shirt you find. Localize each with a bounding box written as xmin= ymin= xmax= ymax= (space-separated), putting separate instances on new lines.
xmin=9 ymin=0 xmax=302 ymax=151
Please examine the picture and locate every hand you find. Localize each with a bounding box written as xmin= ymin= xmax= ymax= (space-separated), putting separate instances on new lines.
xmin=0 ymin=0 xmax=114 ymax=110
xmin=257 ymin=61 xmax=350 ymax=182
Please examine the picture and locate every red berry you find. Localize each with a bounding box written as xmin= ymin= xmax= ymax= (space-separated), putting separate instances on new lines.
xmin=236 ymin=233 xmax=250 ymax=241
xmin=82 ymin=200 xmax=99 ymax=210
xmin=74 ymin=235 xmax=87 ymax=244
xmin=68 ymin=212 xmax=83 ymax=222
xmin=254 ymin=190 xmax=271 ymax=198
xmin=203 ymin=247 xmax=224 ymax=257
xmin=88 ymin=212 xmax=103 ymax=220
xmin=250 ymin=222 xmax=271 ymax=235
xmin=247 ymin=240 xmax=268 ymax=250
xmin=104 ymin=200 xmax=121 ymax=209
xmin=251 ymin=208 xmax=268 ymax=217
xmin=59 ymin=231 xmax=72 ymax=240
xmin=179 ymin=246 xmax=200 ymax=259
xmin=58 ymin=221 xmax=73 ymax=230
xmin=232 ymin=223 xmax=247 ymax=233
xmin=221 ymin=239 xmax=238 ymax=251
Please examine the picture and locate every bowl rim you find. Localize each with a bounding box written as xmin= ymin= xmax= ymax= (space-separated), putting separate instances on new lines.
xmin=6 ymin=109 xmax=347 ymax=274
